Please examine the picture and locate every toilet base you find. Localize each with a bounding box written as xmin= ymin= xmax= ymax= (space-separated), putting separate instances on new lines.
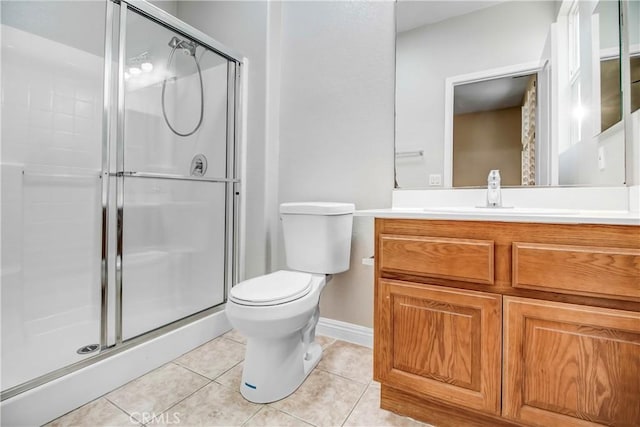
xmin=240 ymin=336 xmax=323 ymax=403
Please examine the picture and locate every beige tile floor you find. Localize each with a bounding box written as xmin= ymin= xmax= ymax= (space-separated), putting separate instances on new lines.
xmin=46 ymin=332 xmax=429 ymax=427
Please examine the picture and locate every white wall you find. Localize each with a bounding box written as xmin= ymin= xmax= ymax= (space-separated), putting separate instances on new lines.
xmin=176 ymin=1 xmax=271 ymax=280
xmin=628 ymin=109 xmax=640 ymax=186
xmin=559 ymin=122 xmax=626 ymax=185
xmin=150 ymin=0 xmax=177 ymax=16
xmin=396 ymin=1 xmax=557 ymax=188
xmin=276 ymin=1 xmax=395 ymax=327
xmin=556 ymin=0 xmax=627 ymax=186
xmin=176 ymin=2 xmax=395 ymax=328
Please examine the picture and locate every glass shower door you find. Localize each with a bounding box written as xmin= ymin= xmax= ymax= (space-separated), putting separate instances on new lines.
xmin=0 ymin=1 xmax=106 ymax=391
xmin=118 ymin=8 xmax=232 ymax=340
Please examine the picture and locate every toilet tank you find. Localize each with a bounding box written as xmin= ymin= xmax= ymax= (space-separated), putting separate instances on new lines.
xmin=280 ymin=202 xmax=355 ymax=274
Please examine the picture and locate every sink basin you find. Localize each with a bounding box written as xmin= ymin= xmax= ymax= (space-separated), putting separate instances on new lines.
xmin=421 ymin=206 xmax=582 ymax=215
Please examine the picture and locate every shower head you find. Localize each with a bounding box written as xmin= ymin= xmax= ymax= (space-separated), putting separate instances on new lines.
xmin=168 ymin=36 xmax=197 ymax=56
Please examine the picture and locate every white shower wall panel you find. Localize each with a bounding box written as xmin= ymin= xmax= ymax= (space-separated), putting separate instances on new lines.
xmin=1 ymin=30 xmax=103 ymax=170
xmin=124 ymin=86 xmax=175 ymax=174
xmin=1 ymin=24 xmax=104 ymax=391
xmin=123 ymin=46 xmax=228 ymax=178
xmin=171 ymin=63 xmax=229 ymax=178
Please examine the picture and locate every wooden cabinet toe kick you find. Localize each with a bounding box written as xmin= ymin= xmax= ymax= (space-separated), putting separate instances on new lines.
xmin=381 ymin=385 xmax=523 ymax=427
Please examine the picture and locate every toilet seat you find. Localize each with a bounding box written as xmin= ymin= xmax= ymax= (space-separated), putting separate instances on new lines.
xmin=230 ymin=270 xmax=313 ymax=306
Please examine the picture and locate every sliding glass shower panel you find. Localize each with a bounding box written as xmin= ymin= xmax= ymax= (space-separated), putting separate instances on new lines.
xmin=121 ymin=179 xmax=226 ymax=340
xmin=123 ymin=10 xmax=228 ymax=177
xmin=120 ymin=8 xmax=230 ymax=340
xmin=0 ymin=1 xmax=105 ymax=391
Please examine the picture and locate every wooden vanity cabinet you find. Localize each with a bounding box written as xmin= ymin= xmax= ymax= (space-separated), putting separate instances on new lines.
xmin=503 ymin=297 xmax=640 ymax=427
xmin=374 ymin=219 xmax=640 ymax=427
xmin=376 ymin=280 xmax=502 ymax=414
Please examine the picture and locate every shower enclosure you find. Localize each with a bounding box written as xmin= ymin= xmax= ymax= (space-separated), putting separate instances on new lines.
xmin=1 ymin=0 xmax=243 ymax=400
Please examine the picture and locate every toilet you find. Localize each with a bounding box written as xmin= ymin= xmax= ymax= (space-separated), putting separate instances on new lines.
xmin=225 ymin=202 xmax=355 ymax=403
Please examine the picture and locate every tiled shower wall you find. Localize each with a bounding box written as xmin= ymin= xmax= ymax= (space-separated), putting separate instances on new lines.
xmin=1 ymin=24 xmax=104 ymax=390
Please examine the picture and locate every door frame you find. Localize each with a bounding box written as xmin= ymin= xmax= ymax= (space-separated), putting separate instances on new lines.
xmin=443 ymin=61 xmax=542 ymax=187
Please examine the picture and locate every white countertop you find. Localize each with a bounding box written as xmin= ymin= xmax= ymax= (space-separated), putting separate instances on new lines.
xmin=356 ymin=207 xmax=640 ymax=225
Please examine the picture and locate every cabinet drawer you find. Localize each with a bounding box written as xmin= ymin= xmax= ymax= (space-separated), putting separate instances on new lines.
xmin=379 ymin=235 xmax=494 ymax=285
xmin=512 ymin=242 xmax=640 ymax=300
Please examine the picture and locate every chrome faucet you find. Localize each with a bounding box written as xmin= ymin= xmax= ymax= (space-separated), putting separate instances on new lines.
xmin=486 ymin=170 xmax=502 ymax=208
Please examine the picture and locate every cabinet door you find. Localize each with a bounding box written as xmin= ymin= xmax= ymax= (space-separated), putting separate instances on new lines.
xmin=375 ymin=280 xmax=501 ymax=414
xmin=503 ymin=297 xmax=640 ymax=427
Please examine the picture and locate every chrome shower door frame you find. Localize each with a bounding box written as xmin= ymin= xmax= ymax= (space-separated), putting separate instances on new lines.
xmin=1 ymin=0 xmax=245 ymax=401
xmin=112 ymin=0 xmax=244 ymax=344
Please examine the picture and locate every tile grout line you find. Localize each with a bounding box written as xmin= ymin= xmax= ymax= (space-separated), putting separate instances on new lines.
xmin=339 ymin=380 xmax=371 ymax=427
xmin=104 ymin=365 xmax=214 ymax=425
xmin=102 ymin=361 xmax=175 ymax=398
xmin=145 ymin=379 xmax=215 ymax=425
xmin=202 ymin=380 xmax=264 ymax=427
xmin=195 ymin=371 xmax=274 ymax=426
xmin=170 ymin=334 xmax=241 ymax=365
xmin=239 ymin=404 xmax=264 ymax=427
xmin=170 ymin=359 xmax=241 ymax=383
xmin=239 ymin=406 xmax=259 ymax=427
xmin=266 ymin=367 xmax=365 ymax=427
xmin=104 ymin=395 xmax=146 ymax=426
xmin=239 ymin=406 xmax=264 ymax=427
xmin=169 ymin=360 xmax=228 ymax=381
xmin=319 ymin=337 xmax=337 ymax=349
xmin=267 ymin=406 xmax=319 ymax=427
xmin=313 ymin=365 xmax=372 ymax=386
xmin=211 ymin=359 xmax=245 ymax=383
xmin=187 ymin=335 xmax=225 ymax=352
xmin=67 ymin=363 xmax=211 ymax=425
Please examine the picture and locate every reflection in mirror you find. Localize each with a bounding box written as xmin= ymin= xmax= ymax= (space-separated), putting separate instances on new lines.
xmin=453 ymin=73 xmax=537 ymax=187
xmin=626 ymin=0 xmax=640 ymax=186
xmin=395 ymin=0 xmax=628 ymax=189
xmin=633 ymin=55 xmax=640 ymax=112
xmin=595 ymin=1 xmax=622 ymax=132
xmin=630 ymin=0 xmax=640 ymax=113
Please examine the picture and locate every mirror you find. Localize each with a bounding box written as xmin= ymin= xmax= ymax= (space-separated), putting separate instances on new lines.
xmin=625 ymin=0 xmax=640 ymax=186
xmin=395 ymin=0 xmax=631 ymax=189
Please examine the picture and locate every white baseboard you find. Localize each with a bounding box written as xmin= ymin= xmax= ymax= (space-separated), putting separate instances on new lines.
xmin=317 ymin=317 xmax=373 ymax=348
xmin=1 ymin=310 xmax=231 ymax=427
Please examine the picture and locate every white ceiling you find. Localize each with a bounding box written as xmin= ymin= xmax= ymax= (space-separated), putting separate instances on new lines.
xmin=396 ymin=0 xmax=505 ymax=33
xmin=396 ymin=0 xmax=534 ymax=115
xmin=454 ymin=74 xmax=533 ymax=115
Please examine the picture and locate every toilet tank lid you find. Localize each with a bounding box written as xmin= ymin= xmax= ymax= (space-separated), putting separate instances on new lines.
xmin=280 ymin=202 xmax=355 ymax=215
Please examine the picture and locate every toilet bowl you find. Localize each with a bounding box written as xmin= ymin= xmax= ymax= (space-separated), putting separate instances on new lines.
xmin=226 ymin=271 xmax=327 ymax=403
xmin=225 ymin=202 xmax=354 ymax=403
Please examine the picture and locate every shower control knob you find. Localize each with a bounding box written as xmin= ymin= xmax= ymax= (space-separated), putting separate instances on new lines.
xmin=190 ymin=154 xmax=208 ymax=177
